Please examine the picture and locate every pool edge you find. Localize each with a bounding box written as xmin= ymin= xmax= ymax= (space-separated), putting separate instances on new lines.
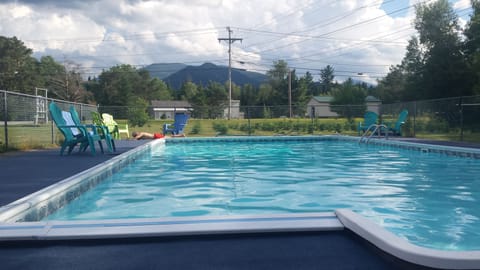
xmin=336 ymin=209 xmax=480 ymax=270
xmin=2 ymin=135 xmax=480 ymax=269
xmin=0 ymin=212 xmax=342 ymax=240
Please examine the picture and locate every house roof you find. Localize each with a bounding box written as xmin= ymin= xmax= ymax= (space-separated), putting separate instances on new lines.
xmin=365 ymin=95 xmax=381 ymax=102
xmin=151 ymin=100 xmax=191 ymax=108
xmin=312 ymin=96 xmax=333 ymax=103
xmin=311 ymin=96 xmax=381 ymax=103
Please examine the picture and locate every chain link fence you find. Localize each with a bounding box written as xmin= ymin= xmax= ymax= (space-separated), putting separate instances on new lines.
xmin=381 ymin=95 xmax=480 ymax=141
xmin=0 ymin=90 xmax=97 ymax=150
xmin=1 ymin=89 xmax=479 ymax=151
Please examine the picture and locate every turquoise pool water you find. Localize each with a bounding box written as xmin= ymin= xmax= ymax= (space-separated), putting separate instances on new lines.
xmin=46 ymin=139 xmax=480 ymax=251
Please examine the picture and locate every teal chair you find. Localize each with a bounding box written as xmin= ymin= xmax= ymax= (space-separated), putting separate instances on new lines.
xmin=49 ymin=102 xmax=104 ymax=155
xmin=384 ymin=109 xmax=409 ymax=136
xmin=163 ymin=113 xmax=190 ymax=135
xmin=358 ymin=111 xmax=378 ymax=135
xmin=69 ymin=107 xmax=115 ymax=153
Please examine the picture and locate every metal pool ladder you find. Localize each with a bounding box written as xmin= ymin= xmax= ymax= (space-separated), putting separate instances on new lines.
xmin=359 ymin=124 xmax=389 ymax=144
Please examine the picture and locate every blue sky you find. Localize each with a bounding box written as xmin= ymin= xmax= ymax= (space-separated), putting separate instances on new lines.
xmin=380 ymin=0 xmax=410 ymax=18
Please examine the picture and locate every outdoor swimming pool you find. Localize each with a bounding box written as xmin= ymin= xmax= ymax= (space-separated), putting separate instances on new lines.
xmin=43 ymin=137 xmax=480 ymax=251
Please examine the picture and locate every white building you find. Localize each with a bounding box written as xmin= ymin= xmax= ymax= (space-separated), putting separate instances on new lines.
xmin=150 ymin=100 xmax=191 ymax=120
xmin=223 ymin=99 xmax=244 ymax=119
xmin=306 ymin=96 xmax=381 ymax=117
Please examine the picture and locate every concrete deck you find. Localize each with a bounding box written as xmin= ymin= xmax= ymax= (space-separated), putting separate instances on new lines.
xmin=0 ymin=138 xmax=468 ymax=269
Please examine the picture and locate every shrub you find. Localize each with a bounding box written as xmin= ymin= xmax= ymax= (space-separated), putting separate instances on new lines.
xmin=127 ymin=97 xmax=149 ymax=127
xmin=190 ymin=122 xmax=201 ymax=135
xmin=213 ymin=122 xmax=228 ymax=135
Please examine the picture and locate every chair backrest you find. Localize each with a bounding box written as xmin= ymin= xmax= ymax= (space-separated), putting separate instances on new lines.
xmin=101 ymin=113 xmax=118 ymax=131
xmin=49 ymin=102 xmax=78 ymax=140
xmin=394 ymin=109 xmax=409 ymax=131
xmin=69 ymin=106 xmax=82 ymax=125
xmin=91 ymin=111 xmax=104 ymax=126
xmin=173 ymin=113 xmax=190 ymax=133
xmin=363 ymin=111 xmax=378 ymax=127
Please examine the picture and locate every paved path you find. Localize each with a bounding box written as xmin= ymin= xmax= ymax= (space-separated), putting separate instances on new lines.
xmin=0 ymin=140 xmax=148 ymax=206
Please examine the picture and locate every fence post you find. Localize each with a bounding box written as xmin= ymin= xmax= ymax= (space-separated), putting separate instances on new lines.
xmin=459 ymin=97 xmax=464 ymax=141
xmin=3 ymin=91 xmax=8 ymax=150
xmin=247 ymin=107 xmax=251 ymax=136
xmin=49 ymin=99 xmax=55 ymax=144
xmin=413 ymin=101 xmax=416 ymax=138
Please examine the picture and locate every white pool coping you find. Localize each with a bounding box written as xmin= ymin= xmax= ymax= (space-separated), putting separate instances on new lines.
xmin=0 ymin=212 xmax=342 ymax=240
xmin=1 ymin=135 xmax=480 ymax=269
xmin=336 ymin=209 xmax=480 ymax=270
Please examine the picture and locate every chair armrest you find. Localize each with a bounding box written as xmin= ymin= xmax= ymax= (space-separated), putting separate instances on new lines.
xmin=57 ymin=124 xmax=91 ymax=136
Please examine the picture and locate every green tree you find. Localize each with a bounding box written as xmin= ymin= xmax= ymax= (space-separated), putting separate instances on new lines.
xmin=320 ymin=65 xmax=335 ymax=94
xmin=0 ymin=36 xmax=38 ymax=93
xmin=186 ymin=81 xmax=227 ymax=118
xmin=267 ymin=60 xmax=289 ymax=104
xmin=463 ymin=0 xmax=480 ymax=94
xmin=257 ymin=83 xmax=274 ymax=106
xmin=46 ymin=60 xmax=92 ymax=102
xmin=330 ymin=78 xmax=366 ymax=119
xmin=145 ymin=77 xmax=172 ymax=101
xmin=400 ymin=37 xmax=425 ymax=101
xmin=300 ymin=71 xmax=317 ymax=96
xmin=179 ymin=81 xmax=199 ymax=100
xmin=374 ymin=65 xmax=405 ymax=103
xmin=292 ymin=70 xmax=310 ymax=116
xmin=414 ymin=0 xmax=471 ymax=98
xmin=240 ymin=84 xmax=256 ymax=106
xmin=203 ymin=82 xmax=228 ymax=118
xmin=127 ymin=97 xmax=149 ymax=127
xmin=240 ymin=83 xmax=257 ymax=117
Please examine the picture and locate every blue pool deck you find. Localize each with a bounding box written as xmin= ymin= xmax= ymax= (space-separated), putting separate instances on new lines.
xmin=1 ymin=137 xmax=480 ymax=269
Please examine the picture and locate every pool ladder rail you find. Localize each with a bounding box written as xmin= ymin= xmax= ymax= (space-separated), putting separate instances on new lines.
xmin=359 ymin=124 xmax=389 ymax=144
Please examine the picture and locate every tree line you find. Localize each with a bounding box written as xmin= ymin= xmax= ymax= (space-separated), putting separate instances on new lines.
xmin=1 ymin=0 xmax=479 ymax=119
xmin=374 ymin=0 xmax=480 ymax=103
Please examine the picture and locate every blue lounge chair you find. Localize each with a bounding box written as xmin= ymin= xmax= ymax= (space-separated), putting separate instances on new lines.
xmin=383 ymin=109 xmax=409 ymax=136
xmin=163 ymin=113 xmax=190 ymax=136
xmin=358 ymin=111 xmax=378 ymax=135
xmin=49 ymin=102 xmax=104 ymax=155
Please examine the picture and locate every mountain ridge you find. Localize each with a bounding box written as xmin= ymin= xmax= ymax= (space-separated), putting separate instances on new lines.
xmin=143 ymin=62 xmax=268 ymax=90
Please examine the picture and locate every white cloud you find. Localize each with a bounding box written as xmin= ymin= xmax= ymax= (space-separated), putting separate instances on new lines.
xmin=0 ymin=0 xmax=427 ymax=81
xmin=453 ymin=0 xmax=471 ymax=10
xmin=10 ymin=4 xmax=33 ymax=18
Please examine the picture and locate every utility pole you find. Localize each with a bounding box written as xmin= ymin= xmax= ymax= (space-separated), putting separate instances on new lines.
xmin=218 ymin=27 xmax=242 ymax=120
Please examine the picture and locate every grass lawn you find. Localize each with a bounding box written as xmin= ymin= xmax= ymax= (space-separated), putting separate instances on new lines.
xmin=1 ymin=118 xmax=479 ymax=152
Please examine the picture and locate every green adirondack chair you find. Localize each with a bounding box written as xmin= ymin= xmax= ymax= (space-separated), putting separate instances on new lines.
xmin=102 ymin=113 xmax=129 ymax=139
xmin=383 ymin=109 xmax=409 ymax=136
xmin=90 ymin=111 xmax=116 ymax=152
xmin=358 ymin=111 xmax=378 ymax=135
xmin=69 ymin=107 xmax=115 ymax=153
xmin=49 ymin=102 xmax=104 ymax=155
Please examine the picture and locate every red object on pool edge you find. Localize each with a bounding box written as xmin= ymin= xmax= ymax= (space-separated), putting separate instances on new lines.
xmin=153 ymin=133 xmax=164 ymax=139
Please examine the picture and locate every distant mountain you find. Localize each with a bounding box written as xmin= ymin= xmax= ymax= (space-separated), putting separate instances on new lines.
xmin=143 ymin=63 xmax=187 ymax=80
xmin=350 ymin=78 xmax=375 ymax=88
xmin=156 ymin=62 xmax=267 ymax=90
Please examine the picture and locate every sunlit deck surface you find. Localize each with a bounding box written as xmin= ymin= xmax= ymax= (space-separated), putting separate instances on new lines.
xmin=1 ymin=138 xmax=477 ymax=270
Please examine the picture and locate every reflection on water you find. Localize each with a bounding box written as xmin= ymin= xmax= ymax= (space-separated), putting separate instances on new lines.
xmin=46 ymin=140 xmax=480 ymax=251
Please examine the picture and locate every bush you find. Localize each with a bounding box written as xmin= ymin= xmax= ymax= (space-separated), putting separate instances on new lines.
xmin=213 ymin=122 xmax=228 ymax=135
xmin=127 ymin=97 xmax=149 ymax=127
xmin=190 ymin=122 xmax=201 ymax=135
